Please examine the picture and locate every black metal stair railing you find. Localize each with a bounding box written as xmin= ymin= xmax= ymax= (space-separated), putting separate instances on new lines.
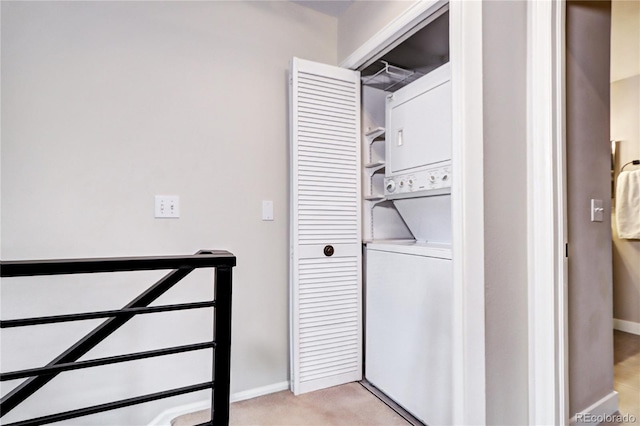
xmin=0 ymin=249 xmax=236 ymax=426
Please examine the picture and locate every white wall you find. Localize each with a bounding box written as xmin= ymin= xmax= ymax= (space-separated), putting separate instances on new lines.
xmin=337 ymin=0 xmax=418 ymax=63
xmin=611 ymin=0 xmax=640 ymax=82
xmin=0 ymin=1 xmax=336 ymax=424
xmin=611 ymin=0 xmax=640 ymax=328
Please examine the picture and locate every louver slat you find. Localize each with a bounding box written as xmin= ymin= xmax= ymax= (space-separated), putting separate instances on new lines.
xmin=290 ymin=57 xmax=362 ymax=395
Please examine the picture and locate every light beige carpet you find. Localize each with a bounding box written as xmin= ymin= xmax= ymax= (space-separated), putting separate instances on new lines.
xmin=172 ymin=382 xmax=409 ymax=426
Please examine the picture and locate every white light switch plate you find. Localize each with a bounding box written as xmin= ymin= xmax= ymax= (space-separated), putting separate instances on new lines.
xmin=590 ymin=199 xmax=603 ymax=222
xmin=262 ymin=200 xmax=274 ymax=221
xmin=155 ymin=195 xmax=180 ymax=218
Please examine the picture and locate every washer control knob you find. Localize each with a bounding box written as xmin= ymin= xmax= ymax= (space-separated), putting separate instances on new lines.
xmin=386 ymin=180 xmax=396 ymax=193
xmin=399 ymin=179 xmax=405 ymax=188
xmin=441 ymin=173 xmax=449 ymax=181
xmin=429 ymin=174 xmax=436 ymax=183
xmin=408 ymin=177 xmax=414 ymax=187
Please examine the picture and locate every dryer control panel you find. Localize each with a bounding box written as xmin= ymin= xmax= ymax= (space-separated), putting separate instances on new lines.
xmin=384 ymin=164 xmax=451 ymax=199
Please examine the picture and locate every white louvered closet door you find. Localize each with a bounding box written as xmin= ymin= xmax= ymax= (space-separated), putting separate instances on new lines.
xmin=289 ymin=57 xmax=362 ymax=395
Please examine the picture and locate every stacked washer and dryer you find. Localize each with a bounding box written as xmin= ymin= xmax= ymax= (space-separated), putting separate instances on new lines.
xmin=364 ymin=62 xmax=453 ymax=425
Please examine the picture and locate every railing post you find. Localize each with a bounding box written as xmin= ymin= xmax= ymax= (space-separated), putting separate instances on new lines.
xmin=212 ymin=266 xmax=232 ymax=426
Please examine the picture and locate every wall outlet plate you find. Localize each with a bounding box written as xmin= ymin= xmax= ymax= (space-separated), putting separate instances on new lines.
xmin=262 ymin=200 xmax=274 ymax=221
xmin=155 ymin=195 xmax=180 ymax=218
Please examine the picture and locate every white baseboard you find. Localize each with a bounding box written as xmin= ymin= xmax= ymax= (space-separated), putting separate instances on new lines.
xmin=147 ymin=381 xmax=290 ymax=426
xmin=614 ymin=318 xmax=640 ymax=336
xmin=570 ymin=391 xmax=619 ymax=425
xmin=229 ymin=380 xmax=290 ymax=404
xmin=148 ymin=399 xmax=210 ymax=426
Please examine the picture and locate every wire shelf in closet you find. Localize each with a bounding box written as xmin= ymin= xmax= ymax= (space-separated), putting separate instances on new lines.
xmin=361 ymin=61 xmax=423 ymax=91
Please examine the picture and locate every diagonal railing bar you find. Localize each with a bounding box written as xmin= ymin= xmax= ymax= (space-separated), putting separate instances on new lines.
xmin=0 ymin=250 xmax=216 ymax=417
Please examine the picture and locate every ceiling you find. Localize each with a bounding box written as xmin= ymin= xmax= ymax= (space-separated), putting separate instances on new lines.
xmin=290 ymin=0 xmax=354 ymax=18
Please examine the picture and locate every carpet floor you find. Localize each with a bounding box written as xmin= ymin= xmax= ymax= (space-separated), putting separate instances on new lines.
xmin=174 ymin=331 xmax=640 ymax=426
xmin=613 ymin=330 xmax=640 ymax=422
xmin=172 ymin=382 xmax=409 ymax=426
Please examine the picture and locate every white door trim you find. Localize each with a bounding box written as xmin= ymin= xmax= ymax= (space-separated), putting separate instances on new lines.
xmin=526 ymin=0 xmax=569 ymax=424
xmin=449 ymin=2 xmax=486 ymax=423
xmin=341 ymin=1 xmax=487 ymax=423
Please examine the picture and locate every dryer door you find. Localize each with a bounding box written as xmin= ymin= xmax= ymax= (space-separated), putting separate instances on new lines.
xmin=289 ymin=57 xmax=362 ymax=395
xmin=387 ymin=63 xmax=452 ymax=175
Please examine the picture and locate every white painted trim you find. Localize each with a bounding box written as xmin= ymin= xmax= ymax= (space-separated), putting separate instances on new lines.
xmin=230 ymin=380 xmax=290 ymax=403
xmin=527 ymin=0 xmax=568 ymax=425
xmin=569 ymin=391 xmax=619 ymax=425
xmin=147 ymin=381 xmax=290 ymax=426
xmin=148 ymin=399 xmax=210 ymax=426
xmin=339 ymin=0 xmax=446 ymax=70
xmin=556 ymin=1 xmax=569 ymax=421
xmin=449 ymin=1 xmax=486 ymax=424
xmin=614 ymin=318 xmax=640 ymax=335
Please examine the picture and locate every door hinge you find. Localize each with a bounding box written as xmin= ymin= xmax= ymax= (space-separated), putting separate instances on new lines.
xmin=565 ymin=243 xmax=569 ymax=258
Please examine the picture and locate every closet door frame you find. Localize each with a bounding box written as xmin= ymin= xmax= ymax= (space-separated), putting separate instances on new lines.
xmin=341 ymin=1 xmax=487 ymax=424
xmin=527 ymin=1 xmax=569 ymax=424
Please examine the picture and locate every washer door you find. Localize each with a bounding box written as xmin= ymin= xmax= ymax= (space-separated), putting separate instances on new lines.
xmin=366 ymin=248 xmax=453 ymax=425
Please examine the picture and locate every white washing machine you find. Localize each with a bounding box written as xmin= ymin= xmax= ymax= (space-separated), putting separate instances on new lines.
xmin=365 ymin=241 xmax=452 ymax=425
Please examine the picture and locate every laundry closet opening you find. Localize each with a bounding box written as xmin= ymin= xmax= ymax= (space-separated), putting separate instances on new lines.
xmin=288 ymin=4 xmax=454 ymax=426
xmin=358 ymin=7 xmax=454 ymax=426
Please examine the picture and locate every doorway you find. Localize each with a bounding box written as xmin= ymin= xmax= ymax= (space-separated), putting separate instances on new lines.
xmin=344 ymin=2 xmax=487 ymax=424
xmin=565 ymin=0 xmax=640 ymax=422
xmin=610 ymin=0 xmax=640 ymax=421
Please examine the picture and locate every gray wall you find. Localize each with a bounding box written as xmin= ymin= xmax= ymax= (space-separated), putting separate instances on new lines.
xmin=566 ymin=0 xmax=615 ymax=416
xmin=482 ymin=1 xmax=530 ymax=424
xmin=0 ymin=2 xmax=336 ymax=424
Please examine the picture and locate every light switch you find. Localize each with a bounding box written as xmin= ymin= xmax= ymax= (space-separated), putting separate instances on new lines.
xmin=590 ymin=199 xmax=604 ymax=222
xmin=262 ymin=200 xmax=274 ymax=221
xmin=155 ymin=195 xmax=180 ymax=218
